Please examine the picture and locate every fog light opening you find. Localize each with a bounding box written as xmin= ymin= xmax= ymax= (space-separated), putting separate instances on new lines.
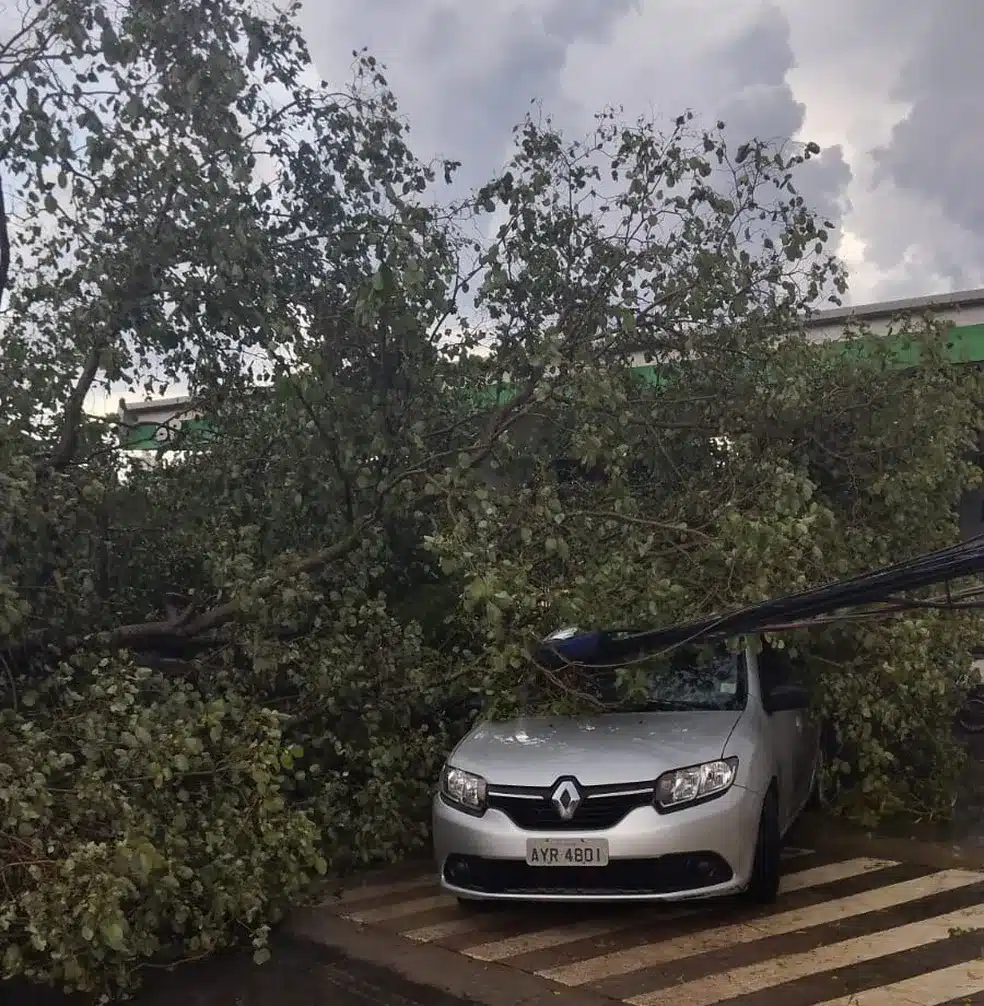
xmin=444 ymin=855 xmax=471 ymax=884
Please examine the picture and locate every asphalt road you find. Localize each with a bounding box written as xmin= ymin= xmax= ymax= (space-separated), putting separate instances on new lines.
xmin=133 ymin=939 xmax=479 ymax=1006
xmin=1 ymin=940 xmax=479 ymax=1006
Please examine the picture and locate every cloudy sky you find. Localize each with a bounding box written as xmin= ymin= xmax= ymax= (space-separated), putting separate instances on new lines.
xmin=299 ymin=0 xmax=984 ymax=306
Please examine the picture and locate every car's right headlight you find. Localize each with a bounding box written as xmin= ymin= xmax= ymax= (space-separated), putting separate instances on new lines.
xmin=440 ymin=764 xmax=488 ymax=815
xmin=654 ymin=757 xmax=738 ymax=810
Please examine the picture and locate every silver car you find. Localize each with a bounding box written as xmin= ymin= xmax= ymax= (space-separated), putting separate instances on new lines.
xmin=432 ymin=635 xmax=821 ymax=905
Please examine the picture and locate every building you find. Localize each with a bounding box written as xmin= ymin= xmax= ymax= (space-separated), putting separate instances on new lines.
xmin=117 ymin=394 xmax=208 ymax=452
xmin=118 ymin=287 xmax=984 ymax=450
xmin=798 ymin=286 xmax=984 ymax=355
xmin=115 ymin=288 xmax=984 ymax=533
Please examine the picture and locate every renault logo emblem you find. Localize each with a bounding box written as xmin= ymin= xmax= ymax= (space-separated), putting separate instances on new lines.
xmin=551 ymin=780 xmax=581 ymax=821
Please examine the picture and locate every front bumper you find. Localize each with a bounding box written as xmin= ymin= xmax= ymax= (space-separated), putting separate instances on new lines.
xmin=432 ymin=784 xmax=761 ymax=902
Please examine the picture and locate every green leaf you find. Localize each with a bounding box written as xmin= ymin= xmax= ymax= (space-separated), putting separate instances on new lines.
xmin=101 ymin=922 xmax=125 ymax=952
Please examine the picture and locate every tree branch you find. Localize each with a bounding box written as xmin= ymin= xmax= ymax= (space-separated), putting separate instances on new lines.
xmin=14 ymin=528 xmax=369 ymax=660
xmin=38 ymin=181 xmax=180 ymax=475
xmin=42 ymin=344 xmax=103 ymax=473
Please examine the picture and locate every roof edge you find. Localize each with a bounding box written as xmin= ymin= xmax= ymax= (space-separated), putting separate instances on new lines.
xmin=804 ymin=286 xmax=984 ymax=328
xmin=118 ymin=394 xmax=197 ymax=418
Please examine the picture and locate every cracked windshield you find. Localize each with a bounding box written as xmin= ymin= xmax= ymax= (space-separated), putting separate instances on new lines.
xmin=590 ymin=644 xmax=745 ymax=712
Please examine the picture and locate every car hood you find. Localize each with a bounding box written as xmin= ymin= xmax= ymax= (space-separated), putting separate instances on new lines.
xmin=449 ymin=710 xmax=743 ymax=788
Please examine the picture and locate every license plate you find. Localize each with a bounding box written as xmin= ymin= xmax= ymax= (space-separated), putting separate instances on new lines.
xmin=525 ymin=838 xmax=610 ymax=867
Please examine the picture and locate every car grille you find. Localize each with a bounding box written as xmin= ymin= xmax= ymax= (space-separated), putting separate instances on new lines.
xmin=443 ymin=853 xmax=733 ymax=896
xmin=487 ymin=785 xmax=654 ymax=831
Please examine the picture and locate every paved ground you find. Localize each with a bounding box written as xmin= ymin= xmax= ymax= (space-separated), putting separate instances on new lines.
xmin=10 ymin=827 xmax=984 ymax=1005
xmin=128 ymin=940 xmax=479 ymax=1006
xmin=296 ymin=840 xmax=984 ymax=1006
xmin=2 ymin=940 xmax=479 ymax=1006
xmin=13 ymin=755 xmax=984 ymax=1006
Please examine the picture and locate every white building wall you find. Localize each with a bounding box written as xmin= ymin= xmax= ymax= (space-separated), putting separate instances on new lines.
xmin=804 ymin=303 xmax=984 ymax=343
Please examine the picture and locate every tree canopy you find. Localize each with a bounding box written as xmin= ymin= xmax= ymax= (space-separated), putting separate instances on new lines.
xmin=2 ymin=0 xmax=983 ymax=997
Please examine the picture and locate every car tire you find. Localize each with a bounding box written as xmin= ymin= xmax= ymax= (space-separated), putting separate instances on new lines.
xmin=744 ymin=788 xmax=781 ymax=905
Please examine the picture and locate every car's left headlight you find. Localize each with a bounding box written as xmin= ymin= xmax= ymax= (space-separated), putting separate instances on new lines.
xmin=654 ymin=757 xmax=738 ymax=810
xmin=440 ymin=764 xmax=488 ymax=815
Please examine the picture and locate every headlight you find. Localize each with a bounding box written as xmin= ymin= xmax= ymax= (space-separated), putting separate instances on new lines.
xmin=655 ymin=757 xmax=738 ymax=809
xmin=440 ymin=764 xmax=488 ymax=814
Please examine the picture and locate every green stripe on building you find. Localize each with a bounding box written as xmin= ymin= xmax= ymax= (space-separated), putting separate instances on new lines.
xmin=119 ymin=321 xmax=984 ymax=450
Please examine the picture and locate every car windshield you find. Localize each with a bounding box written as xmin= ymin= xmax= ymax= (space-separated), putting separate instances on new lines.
xmin=586 ymin=642 xmax=746 ymax=712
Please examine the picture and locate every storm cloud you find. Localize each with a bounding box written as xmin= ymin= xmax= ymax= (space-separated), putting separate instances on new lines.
xmin=296 ymin=0 xmax=981 ymax=302
xmin=299 ymin=0 xmax=641 ymax=192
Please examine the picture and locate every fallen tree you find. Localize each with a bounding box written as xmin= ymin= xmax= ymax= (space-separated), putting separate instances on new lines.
xmin=1 ymin=0 xmax=983 ymax=998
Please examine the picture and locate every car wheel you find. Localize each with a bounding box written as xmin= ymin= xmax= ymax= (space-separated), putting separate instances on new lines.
xmin=744 ymin=788 xmax=781 ymax=905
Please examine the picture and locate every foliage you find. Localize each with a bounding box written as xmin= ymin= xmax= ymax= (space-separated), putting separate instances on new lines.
xmin=0 ymin=657 xmax=323 ymax=994
xmin=1 ymin=0 xmax=983 ymax=998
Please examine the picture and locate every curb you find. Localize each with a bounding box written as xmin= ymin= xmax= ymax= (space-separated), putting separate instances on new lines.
xmin=287 ymin=907 xmax=619 ymax=1006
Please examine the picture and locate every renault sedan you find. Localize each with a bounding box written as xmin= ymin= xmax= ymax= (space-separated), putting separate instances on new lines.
xmin=432 ymin=634 xmax=820 ymax=905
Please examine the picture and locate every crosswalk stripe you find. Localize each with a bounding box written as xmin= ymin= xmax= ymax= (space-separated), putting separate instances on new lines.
xmin=777 ymin=857 xmax=896 ymax=893
xmin=536 ymin=869 xmax=984 ymax=986
xmin=347 ymin=848 xmax=813 ymax=936
xmin=463 ymin=914 xmax=694 ymax=962
xmin=346 ymin=894 xmax=454 ymax=924
xmin=623 ymin=902 xmax=984 ymax=1006
xmin=340 ymin=851 xmax=814 ymax=912
xmin=780 ymin=847 xmax=814 ymax=860
xmin=814 ymin=959 xmax=984 ymax=1005
xmin=337 ymin=849 xmax=834 ymax=928
xmin=404 ymin=917 xmax=494 ymax=943
xmin=328 ymin=853 xmax=984 ymax=1004
xmin=333 ymin=875 xmax=435 ymax=905
xmin=453 ymin=857 xmax=895 ymax=963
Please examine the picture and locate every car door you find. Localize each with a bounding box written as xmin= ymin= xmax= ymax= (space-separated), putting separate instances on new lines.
xmin=757 ymin=641 xmax=812 ymax=830
xmin=781 ymin=652 xmax=820 ymax=813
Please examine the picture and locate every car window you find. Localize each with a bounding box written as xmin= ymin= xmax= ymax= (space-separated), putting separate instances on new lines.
xmin=586 ymin=642 xmax=747 ymax=712
xmin=757 ymin=640 xmax=807 ymax=696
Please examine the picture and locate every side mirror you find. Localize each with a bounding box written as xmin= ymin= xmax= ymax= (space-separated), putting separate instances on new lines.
xmin=763 ymin=683 xmax=810 ymax=714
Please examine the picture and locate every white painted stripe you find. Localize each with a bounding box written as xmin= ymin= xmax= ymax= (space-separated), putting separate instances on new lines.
xmin=333 ymin=875 xmax=434 ymax=904
xmin=400 ymin=856 xmax=878 ymax=944
xmin=780 ymin=846 xmax=814 ymax=860
xmin=383 ymin=858 xmax=890 ymax=943
xmin=537 ymin=869 xmax=984 ymax=986
xmin=403 ymin=917 xmax=491 ymax=943
xmin=626 ymin=902 xmax=984 ymax=1006
xmin=464 ymin=913 xmax=691 ymax=962
xmin=345 ymin=894 xmax=454 ymax=923
xmin=816 ymin=959 xmax=984 ymax=1005
xmin=340 ymin=856 xmax=876 ymax=925
xmin=778 ymin=857 xmax=896 ymax=893
xmin=336 ymin=849 xmax=810 ymax=906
